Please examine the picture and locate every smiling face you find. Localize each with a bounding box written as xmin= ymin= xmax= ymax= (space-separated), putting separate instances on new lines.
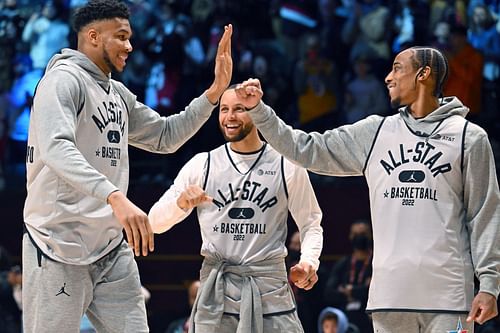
xmin=218 ymin=89 xmax=256 ymax=143
xmin=91 ymin=18 xmax=133 ymax=74
xmin=384 ymin=49 xmax=420 ymax=109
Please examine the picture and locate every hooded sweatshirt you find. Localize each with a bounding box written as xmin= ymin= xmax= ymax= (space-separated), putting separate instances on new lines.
xmin=247 ymin=97 xmax=500 ymax=311
xmin=317 ymin=307 xmax=349 ymax=333
xmin=24 ymin=48 xmax=215 ymax=264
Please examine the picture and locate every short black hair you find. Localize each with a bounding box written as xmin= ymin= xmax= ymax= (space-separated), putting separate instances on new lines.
xmin=72 ymin=0 xmax=130 ymax=33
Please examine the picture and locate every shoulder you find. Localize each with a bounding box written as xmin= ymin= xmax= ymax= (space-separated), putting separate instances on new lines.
xmin=43 ymin=64 xmax=81 ymax=85
xmin=463 ymin=120 xmax=490 ymax=148
xmin=209 ymin=143 xmax=227 ymax=155
xmin=36 ymin=65 xmax=82 ymax=97
xmin=110 ymin=79 xmax=128 ymax=92
xmin=349 ymin=114 xmax=387 ymax=132
xmin=110 ymin=79 xmax=134 ymax=98
xmin=185 ymin=152 xmax=210 ymax=168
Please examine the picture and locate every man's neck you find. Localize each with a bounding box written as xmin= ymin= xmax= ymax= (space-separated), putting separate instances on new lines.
xmin=229 ymin=131 xmax=263 ymax=153
xmin=408 ymin=96 xmax=440 ymax=119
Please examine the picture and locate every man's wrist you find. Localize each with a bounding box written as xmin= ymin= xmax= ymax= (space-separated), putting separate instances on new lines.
xmin=107 ymin=190 xmax=122 ymax=205
xmin=205 ymin=84 xmax=222 ymax=105
xmin=244 ymin=101 xmax=261 ymax=111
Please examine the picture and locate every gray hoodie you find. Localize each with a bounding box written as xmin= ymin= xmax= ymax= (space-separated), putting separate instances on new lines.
xmin=248 ymin=97 xmax=500 ymax=310
xmin=24 ymin=48 xmax=216 ymax=264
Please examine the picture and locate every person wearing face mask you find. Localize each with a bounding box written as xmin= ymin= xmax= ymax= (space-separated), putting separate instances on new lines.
xmin=323 ymin=220 xmax=373 ymax=333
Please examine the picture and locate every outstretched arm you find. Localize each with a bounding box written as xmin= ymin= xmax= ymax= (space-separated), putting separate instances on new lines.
xmin=236 ymin=78 xmax=383 ymax=176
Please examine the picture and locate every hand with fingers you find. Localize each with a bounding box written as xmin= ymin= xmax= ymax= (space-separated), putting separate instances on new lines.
xmin=234 ymin=78 xmax=264 ymax=110
xmin=107 ymin=191 xmax=154 ymax=257
xmin=467 ymin=291 xmax=498 ymax=325
xmin=206 ymin=24 xmax=233 ymax=104
xmin=177 ymin=185 xmax=213 ymax=210
xmin=289 ymin=261 xmax=318 ymax=291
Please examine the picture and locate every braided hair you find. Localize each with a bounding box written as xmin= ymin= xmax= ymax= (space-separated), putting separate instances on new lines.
xmin=72 ymin=0 xmax=130 ymax=33
xmin=408 ymin=47 xmax=449 ymax=98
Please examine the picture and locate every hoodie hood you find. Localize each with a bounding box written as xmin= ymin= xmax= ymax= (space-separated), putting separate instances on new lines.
xmin=45 ymin=48 xmax=111 ymax=91
xmin=318 ymin=307 xmax=349 ymax=333
xmin=398 ymin=96 xmax=469 ymax=135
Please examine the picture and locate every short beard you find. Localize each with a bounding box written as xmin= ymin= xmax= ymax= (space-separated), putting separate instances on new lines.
xmin=390 ymin=98 xmax=402 ymax=109
xmin=219 ymin=123 xmax=254 ymax=142
xmin=103 ymin=47 xmax=119 ymax=73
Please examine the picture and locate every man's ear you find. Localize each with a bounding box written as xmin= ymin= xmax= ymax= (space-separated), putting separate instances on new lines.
xmin=418 ymin=66 xmax=431 ymax=79
xmin=87 ymin=28 xmax=100 ymax=46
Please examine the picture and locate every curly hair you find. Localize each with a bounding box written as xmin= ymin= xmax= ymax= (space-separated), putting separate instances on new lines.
xmin=408 ymin=46 xmax=449 ymax=98
xmin=72 ymin=0 xmax=130 ymax=32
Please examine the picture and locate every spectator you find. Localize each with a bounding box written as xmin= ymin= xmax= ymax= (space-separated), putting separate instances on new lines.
xmin=287 ymin=230 xmax=326 ymax=333
xmin=443 ymin=24 xmax=484 ymax=116
xmin=318 ymin=306 xmax=360 ymax=333
xmin=6 ymin=54 xmax=42 ymax=181
xmin=22 ymin=0 xmax=69 ymax=69
xmin=389 ymin=0 xmax=431 ymax=53
xmin=0 ymin=245 xmax=22 ymax=333
xmin=293 ymin=35 xmax=339 ymax=131
xmin=324 ymin=220 xmax=373 ymax=332
xmin=343 ymin=56 xmax=387 ymax=124
xmin=0 ymin=0 xmax=25 ymax=93
xmin=165 ymin=280 xmax=200 ymax=333
xmin=341 ymin=0 xmax=391 ymax=79
xmin=468 ymin=3 xmax=500 ymax=138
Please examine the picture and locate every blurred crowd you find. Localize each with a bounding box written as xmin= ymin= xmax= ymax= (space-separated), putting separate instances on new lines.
xmin=0 ymin=0 xmax=499 ymax=191
xmin=0 ymin=0 xmax=499 ymax=332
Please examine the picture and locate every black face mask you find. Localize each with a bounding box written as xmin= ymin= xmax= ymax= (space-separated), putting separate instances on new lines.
xmin=287 ymin=249 xmax=300 ymax=263
xmin=351 ymin=234 xmax=371 ymax=251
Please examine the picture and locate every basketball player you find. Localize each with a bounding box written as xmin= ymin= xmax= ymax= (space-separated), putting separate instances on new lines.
xmin=22 ymin=0 xmax=232 ymax=332
xmin=237 ymin=46 xmax=500 ymax=332
xmin=148 ymin=86 xmax=323 ymax=333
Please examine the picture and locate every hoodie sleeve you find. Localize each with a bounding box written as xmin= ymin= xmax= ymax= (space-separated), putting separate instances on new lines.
xmin=32 ymin=69 xmax=117 ymax=202
xmin=113 ymin=81 xmax=216 ymax=153
xmin=247 ymin=101 xmax=384 ymax=176
xmin=463 ymin=124 xmax=500 ymax=299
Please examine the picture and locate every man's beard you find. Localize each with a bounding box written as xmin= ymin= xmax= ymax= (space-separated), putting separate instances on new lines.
xmin=103 ymin=47 xmax=119 ymax=73
xmin=219 ymin=123 xmax=254 ymax=142
xmin=390 ymin=97 xmax=402 ymax=109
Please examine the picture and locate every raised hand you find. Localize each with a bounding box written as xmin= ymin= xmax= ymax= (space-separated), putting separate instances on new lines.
xmin=177 ymin=185 xmax=213 ymax=210
xmin=107 ymin=191 xmax=154 ymax=257
xmin=206 ymin=24 xmax=233 ymax=104
xmin=289 ymin=261 xmax=318 ymax=290
xmin=234 ymin=78 xmax=264 ymax=110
